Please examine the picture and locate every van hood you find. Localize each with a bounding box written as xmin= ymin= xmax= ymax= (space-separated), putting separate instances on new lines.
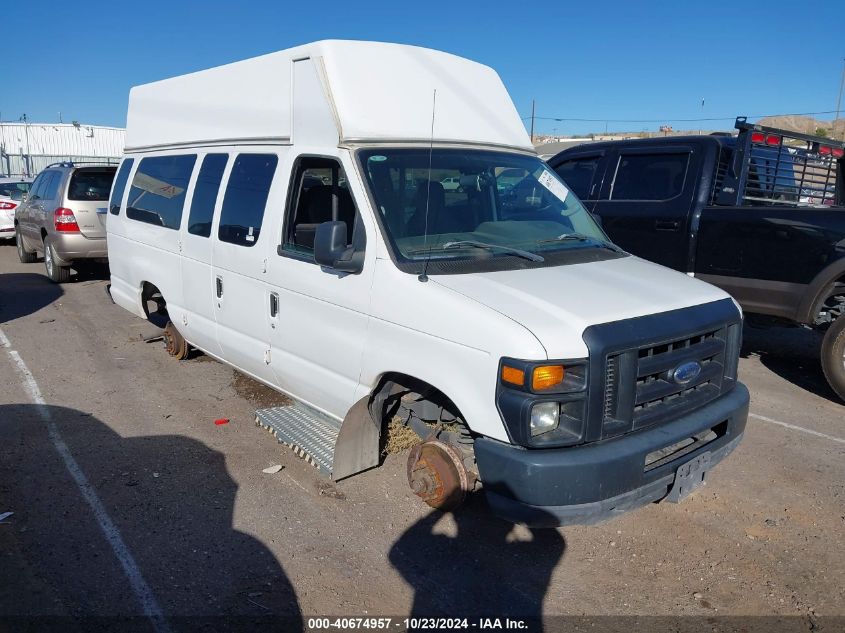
xmin=432 ymin=256 xmax=730 ymax=358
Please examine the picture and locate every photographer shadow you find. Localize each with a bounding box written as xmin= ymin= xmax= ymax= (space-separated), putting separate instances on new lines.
xmin=0 ymin=404 xmax=302 ymax=632
xmin=389 ymin=494 xmax=565 ymax=628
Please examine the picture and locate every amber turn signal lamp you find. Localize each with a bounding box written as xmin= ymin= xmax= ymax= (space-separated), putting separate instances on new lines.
xmin=501 ymin=365 xmax=525 ymax=387
xmin=532 ymin=365 xmax=565 ymax=391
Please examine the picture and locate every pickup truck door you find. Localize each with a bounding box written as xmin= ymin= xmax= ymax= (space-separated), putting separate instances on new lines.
xmin=695 ymin=206 xmax=845 ymax=318
xmin=592 ymin=146 xmax=700 ymax=271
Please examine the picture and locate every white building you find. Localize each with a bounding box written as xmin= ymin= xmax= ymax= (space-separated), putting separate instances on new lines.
xmin=0 ymin=122 xmax=125 ymax=178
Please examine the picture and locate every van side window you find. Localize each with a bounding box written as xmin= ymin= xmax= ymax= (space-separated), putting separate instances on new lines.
xmin=109 ymin=159 xmax=135 ymax=215
xmin=553 ymin=156 xmax=601 ymax=200
xmin=127 ymin=155 xmax=197 ymax=229
xmin=610 ymin=153 xmax=689 ymax=201
xmin=187 ymin=154 xmax=228 ymax=237
xmin=218 ymin=154 xmax=278 ymax=247
xmin=282 ymin=157 xmax=357 ymax=258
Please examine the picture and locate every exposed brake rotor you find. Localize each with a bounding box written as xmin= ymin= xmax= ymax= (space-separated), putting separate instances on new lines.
xmin=406 ymin=439 xmax=471 ymax=511
xmin=163 ymin=322 xmax=189 ymax=360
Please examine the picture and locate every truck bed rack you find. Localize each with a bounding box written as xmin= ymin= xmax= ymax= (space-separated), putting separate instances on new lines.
xmin=713 ymin=117 xmax=844 ymax=208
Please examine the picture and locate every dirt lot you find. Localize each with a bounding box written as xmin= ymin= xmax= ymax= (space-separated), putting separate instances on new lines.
xmin=0 ymin=242 xmax=842 ymax=633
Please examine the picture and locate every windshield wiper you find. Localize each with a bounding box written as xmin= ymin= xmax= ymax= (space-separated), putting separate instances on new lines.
xmin=441 ymin=240 xmax=544 ymax=262
xmin=537 ymin=233 xmax=625 ymax=253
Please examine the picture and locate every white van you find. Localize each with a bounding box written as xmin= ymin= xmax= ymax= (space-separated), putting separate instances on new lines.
xmin=108 ymin=40 xmax=749 ymax=526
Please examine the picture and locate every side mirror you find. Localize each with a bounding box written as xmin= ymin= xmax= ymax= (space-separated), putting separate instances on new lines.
xmin=314 ymin=221 xmax=364 ymax=274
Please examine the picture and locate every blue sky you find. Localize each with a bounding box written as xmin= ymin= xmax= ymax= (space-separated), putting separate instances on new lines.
xmin=4 ymin=0 xmax=844 ymax=136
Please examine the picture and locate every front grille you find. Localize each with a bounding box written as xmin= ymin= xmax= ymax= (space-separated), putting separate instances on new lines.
xmin=601 ymin=323 xmax=740 ymax=437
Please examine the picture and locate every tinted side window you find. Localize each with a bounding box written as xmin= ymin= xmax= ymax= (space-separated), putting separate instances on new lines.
xmin=611 ymin=153 xmax=689 ymax=201
xmin=42 ymin=172 xmax=61 ymax=200
xmin=553 ymin=156 xmax=601 ymax=200
xmin=69 ymin=168 xmax=116 ymax=201
xmin=127 ymin=155 xmax=197 ymax=230
xmin=109 ymin=159 xmax=135 ymax=215
xmin=188 ymin=154 xmax=228 ymax=237
xmin=218 ymin=154 xmax=278 ymax=247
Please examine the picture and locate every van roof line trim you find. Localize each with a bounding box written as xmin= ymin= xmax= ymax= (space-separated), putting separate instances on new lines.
xmin=124 ymin=136 xmax=293 ymax=153
xmin=341 ymin=138 xmax=538 ymax=154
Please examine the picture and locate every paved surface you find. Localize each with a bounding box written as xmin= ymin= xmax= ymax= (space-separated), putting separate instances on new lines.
xmin=0 ymin=242 xmax=843 ymax=632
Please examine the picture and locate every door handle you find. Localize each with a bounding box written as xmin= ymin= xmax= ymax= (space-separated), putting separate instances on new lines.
xmin=215 ymin=276 xmax=223 ymax=298
xmin=269 ymin=292 xmax=279 ymax=318
xmin=655 ymin=219 xmax=680 ymax=231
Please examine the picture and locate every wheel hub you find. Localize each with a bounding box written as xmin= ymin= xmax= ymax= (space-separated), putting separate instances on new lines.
xmin=163 ymin=322 xmax=180 ymax=356
xmin=407 ymin=439 xmax=470 ymax=511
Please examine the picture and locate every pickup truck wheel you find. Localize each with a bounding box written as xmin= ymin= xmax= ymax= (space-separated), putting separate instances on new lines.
xmin=821 ymin=316 xmax=845 ymax=402
xmin=44 ymin=239 xmax=71 ymax=283
xmin=16 ymin=227 xmax=37 ymax=263
xmin=163 ymin=321 xmax=190 ymax=360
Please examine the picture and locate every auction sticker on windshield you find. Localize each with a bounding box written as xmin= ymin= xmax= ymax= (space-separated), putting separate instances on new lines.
xmin=537 ymin=169 xmax=570 ymax=203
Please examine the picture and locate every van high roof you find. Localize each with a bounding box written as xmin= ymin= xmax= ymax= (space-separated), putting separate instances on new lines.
xmin=125 ymin=40 xmax=532 ymax=153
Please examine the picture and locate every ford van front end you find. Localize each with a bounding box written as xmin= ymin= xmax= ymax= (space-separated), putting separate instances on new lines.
xmin=478 ymin=298 xmax=748 ymax=526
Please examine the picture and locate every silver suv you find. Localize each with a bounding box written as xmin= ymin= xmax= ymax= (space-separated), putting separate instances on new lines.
xmin=15 ymin=162 xmax=117 ymax=282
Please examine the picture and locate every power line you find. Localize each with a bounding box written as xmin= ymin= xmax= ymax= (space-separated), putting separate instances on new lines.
xmin=521 ymin=110 xmax=842 ymax=124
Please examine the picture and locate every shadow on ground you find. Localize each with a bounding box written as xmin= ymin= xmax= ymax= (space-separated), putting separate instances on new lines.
xmin=389 ymin=494 xmax=565 ymax=629
xmin=740 ymin=322 xmax=840 ymax=403
xmin=0 ymin=404 xmax=302 ymax=632
xmin=0 ymin=273 xmax=63 ymax=324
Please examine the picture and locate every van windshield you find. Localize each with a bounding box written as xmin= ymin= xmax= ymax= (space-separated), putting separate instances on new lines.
xmin=358 ymin=149 xmax=614 ymax=267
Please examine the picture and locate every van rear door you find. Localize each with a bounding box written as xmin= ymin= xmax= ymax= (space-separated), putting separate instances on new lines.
xmin=66 ymin=167 xmax=117 ymax=238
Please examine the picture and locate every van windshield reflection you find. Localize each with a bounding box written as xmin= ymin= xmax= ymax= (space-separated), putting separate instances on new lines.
xmin=358 ymin=148 xmax=612 ymax=262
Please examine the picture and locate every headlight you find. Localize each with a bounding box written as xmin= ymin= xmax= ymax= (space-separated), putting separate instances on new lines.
xmin=498 ymin=357 xmax=589 ymax=447
xmin=530 ymin=402 xmax=559 ymax=436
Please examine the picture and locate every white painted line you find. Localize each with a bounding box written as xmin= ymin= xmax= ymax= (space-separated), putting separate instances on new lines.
xmin=0 ymin=327 xmax=171 ymax=632
xmin=750 ymin=412 xmax=845 ymax=446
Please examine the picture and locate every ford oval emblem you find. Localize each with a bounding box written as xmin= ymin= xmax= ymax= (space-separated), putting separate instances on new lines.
xmin=673 ymin=361 xmax=702 ymax=385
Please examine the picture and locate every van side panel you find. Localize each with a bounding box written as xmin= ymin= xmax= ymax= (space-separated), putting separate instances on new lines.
xmin=211 ymin=151 xmax=287 ymax=385
xmin=180 ymin=153 xmax=232 ymax=356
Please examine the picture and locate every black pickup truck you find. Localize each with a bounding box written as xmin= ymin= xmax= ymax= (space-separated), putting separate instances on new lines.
xmin=549 ymin=118 xmax=845 ymax=400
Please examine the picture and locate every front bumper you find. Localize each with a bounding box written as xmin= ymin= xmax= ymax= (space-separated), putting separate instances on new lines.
xmin=475 ymin=382 xmax=749 ymax=527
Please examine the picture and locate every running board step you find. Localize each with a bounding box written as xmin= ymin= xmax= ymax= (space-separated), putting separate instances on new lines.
xmin=255 ymin=403 xmax=341 ymax=477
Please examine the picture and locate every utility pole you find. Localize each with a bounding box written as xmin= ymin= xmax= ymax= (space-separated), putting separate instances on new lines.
xmin=836 ymin=58 xmax=845 ymax=140
xmin=699 ymin=98 xmax=704 ymax=135
xmin=20 ymin=113 xmax=31 ymax=177
xmin=529 ymin=99 xmax=535 ymax=144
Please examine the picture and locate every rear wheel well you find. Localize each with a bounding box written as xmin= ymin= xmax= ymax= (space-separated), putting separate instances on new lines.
xmin=140 ymin=282 xmax=169 ymax=327
xmin=40 ymin=228 xmax=48 ymax=241
xmin=814 ymin=277 xmax=845 ymax=328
